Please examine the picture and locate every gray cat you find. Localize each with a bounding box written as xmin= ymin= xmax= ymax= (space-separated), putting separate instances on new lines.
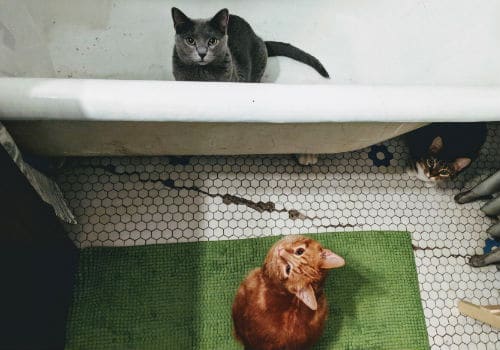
xmin=171 ymin=8 xmax=329 ymax=82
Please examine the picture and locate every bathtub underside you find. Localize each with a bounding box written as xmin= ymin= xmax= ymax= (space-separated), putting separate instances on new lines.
xmin=4 ymin=121 xmax=425 ymax=156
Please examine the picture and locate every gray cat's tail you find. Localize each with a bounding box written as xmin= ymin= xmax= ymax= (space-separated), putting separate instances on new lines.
xmin=265 ymin=41 xmax=330 ymax=78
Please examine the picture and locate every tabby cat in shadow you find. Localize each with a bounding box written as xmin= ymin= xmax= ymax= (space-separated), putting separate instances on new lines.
xmin=407 ymin=123 xmax=487 ymax=182
xmin=232 ymin=235 xmax=345 ymax=350
xmin=171 ymin=8 xmax=329 ymax=82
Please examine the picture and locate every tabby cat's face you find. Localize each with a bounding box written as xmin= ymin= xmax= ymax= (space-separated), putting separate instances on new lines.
xmin=172 ymin=8 xmax=229 ymax=66
xmin=415 ymin=136 xmax=471 ymax=182
xmin=416 ymin=156 xmax=457 ymax=181
xmin=263 ymin=235 xmax=344 ymax=310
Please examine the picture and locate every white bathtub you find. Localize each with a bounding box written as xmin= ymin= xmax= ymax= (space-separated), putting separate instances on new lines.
xmin=1 ymin=0 xmax=500 ymax=156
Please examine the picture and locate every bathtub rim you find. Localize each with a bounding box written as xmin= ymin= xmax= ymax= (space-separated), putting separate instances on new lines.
xmin=0 ymin=77 xmax=499 ymax=123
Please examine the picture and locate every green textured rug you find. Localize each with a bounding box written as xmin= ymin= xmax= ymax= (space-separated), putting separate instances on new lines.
xmin=66 ymin=232 xmax=429 ymax=350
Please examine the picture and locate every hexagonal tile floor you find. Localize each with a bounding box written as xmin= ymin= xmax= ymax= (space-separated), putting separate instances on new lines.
xmin=57 ymin=123 xmax=500 ymax=350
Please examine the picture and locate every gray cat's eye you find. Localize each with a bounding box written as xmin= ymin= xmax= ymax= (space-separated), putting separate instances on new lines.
xmin=439 ymin=169 xmax=450 ymax=176
xmin=185 ymin=37 xmax=195 ymax=45
xmin=208 ymin=37 xmax=218 ymax=46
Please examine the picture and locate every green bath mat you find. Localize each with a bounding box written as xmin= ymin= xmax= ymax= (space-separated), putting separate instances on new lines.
xmin=66 ymin=232 xmax=428 ymax=350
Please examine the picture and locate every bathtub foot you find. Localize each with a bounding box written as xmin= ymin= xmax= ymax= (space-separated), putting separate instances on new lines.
xmin=297 ymin=154 xmax=318 ymax=166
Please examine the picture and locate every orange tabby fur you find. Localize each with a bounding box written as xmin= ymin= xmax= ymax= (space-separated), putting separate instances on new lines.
xmin=232 ymin=235 xmax=345 ymax=350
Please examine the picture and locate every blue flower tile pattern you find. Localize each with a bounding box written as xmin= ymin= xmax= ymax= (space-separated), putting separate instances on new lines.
xmin=368 ymin=144 xmax=394 ymax=167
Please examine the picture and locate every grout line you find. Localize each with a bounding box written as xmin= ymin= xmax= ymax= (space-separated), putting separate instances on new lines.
xmin=412 ymin=244 xmax=470 ymax=259
xmin=89 ymin=164 xmax=354 ymax=228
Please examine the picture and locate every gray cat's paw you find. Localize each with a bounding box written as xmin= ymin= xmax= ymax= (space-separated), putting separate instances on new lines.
xmin=297 ymin=154 xmax=318 ymax=166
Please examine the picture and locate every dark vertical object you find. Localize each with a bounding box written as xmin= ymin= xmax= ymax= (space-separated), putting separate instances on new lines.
xmin=0 ymin=146 xmax=78 ymax=350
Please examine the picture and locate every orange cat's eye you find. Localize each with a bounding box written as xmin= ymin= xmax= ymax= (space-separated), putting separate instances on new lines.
xmin=295 ymin=248 xmax=305 ymax=256
xmin=285 ymin=264 xmax=291 ymax=275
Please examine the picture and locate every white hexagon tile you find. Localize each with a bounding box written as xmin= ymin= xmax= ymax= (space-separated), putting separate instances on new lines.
xmin=57 ymin=124 xmax=500 ymax=349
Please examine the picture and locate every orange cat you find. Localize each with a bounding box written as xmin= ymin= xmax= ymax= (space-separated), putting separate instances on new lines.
xmin=232 ymin=235 xmax=345 ymax=350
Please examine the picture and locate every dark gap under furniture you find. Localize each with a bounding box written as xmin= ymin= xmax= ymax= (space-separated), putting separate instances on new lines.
xmin=0 ymin=146 xmax=78 ymax=350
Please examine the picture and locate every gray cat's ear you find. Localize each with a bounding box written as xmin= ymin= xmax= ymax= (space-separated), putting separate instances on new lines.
xmin=429 ymin=136 xmax=443 ymax=154
xmin=294 ymin=285 xmax=317 ymax=310
xmin=453 ymin=157 xmax=471 ymax=172
xmin=210 ymin=9 xmax=229 ymax=33
xmin=171 ymin=7 xmax=192 ymax=32
xmin=320 ymin=249 xmax=345 ymax=269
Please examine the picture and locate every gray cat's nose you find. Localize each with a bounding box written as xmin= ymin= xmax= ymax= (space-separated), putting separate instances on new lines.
xmin=197 ymin=47 xmax=207 ymax=60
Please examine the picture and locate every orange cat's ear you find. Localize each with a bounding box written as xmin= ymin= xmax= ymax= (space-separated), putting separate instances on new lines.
xmin=321 ymin=249 xmax=345 ymax=269
xmin=295 ymin=285 xmax=317 ymax=310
